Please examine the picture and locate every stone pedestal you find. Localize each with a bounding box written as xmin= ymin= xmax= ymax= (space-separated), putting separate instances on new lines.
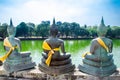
xmin=3 ymin=52 xmax=36 ymax=73
xmin=78 ymin=53 xmax=116 ymax=77
xmin=39 ymin=53 xmax=75 ymax=75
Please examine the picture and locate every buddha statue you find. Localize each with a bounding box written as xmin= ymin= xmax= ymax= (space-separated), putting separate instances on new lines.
xmin=2 ymin=19 xmax=36 ymax=74
xmin=78 ymin=17 xmax=116 ymax=77
xmin=39 ymin=18 xmax=75 ymax=75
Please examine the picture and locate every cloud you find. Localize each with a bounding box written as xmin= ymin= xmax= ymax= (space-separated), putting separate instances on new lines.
xmin=21 ymin=0 xmax=89 ymax=18
xmin=1 ymin=0 xmax=89 ymax=25
xmin=0 ymin=0 xmax=120 ymax=26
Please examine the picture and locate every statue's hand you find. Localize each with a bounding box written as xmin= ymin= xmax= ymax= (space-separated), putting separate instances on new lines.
xmin=12 ymin=45 xmax=18 ymax=50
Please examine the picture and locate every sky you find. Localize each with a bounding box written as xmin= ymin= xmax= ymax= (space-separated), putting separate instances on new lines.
xmin=0 ymin=0 xmax=120 ymax=26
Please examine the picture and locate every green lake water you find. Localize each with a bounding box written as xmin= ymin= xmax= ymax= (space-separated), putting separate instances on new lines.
xmin=0 ymin=39 xmax=120 ymax=67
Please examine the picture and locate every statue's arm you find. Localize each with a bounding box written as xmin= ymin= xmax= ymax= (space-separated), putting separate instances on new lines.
xmin=19 ymin=40 xmax=21 ymax=51
xmin=90 ymin=40 xmax=96 ymax=54
xmin=108 ymin=41 xmax=113 ymax=53
xmin=60 ymin=41 xmax=66 ymax=54
xmin=3 ymin=38 xmax=7 ymax=50
xmin=16 ymin=38 xmax=21 ymax=51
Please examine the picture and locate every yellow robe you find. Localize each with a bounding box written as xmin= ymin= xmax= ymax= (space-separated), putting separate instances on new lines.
xmin=42 ymin=41 xmax=59 ymax=66
xmin=97 ymin=37 xmax=109 ymax=52
xmin=0 ymin=38 xmax=17 ymax=63
xmin=82 ymin=37 xmax=109 ymax=58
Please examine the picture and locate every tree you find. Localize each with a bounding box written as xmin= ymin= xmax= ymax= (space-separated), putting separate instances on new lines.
xmin=36 ymin=21 xmax=50 ymax=37
xmin=87 ymin=26 xmax=98 ymax=38
xmin=78 ymin=28 xmax=90 ymax=37
xmin=26 ymin=22 xmax=35 ymax=37
xmin=16 ymin=22 xmax=28 ymax=37
xmin=62 ymin=22 xmax=70 ymax=38
xmin=0 ymin=23 xmax=8 ymax=38
xmin=84 ymin=24 xmax=87 ymax=28
xmin=56 ymin=21 xmax=63 ymax=37
xmin=70 ymin=22 xmax=80 ymax=37
xmin=112 ymin=26 xmax=120 ymax=38
xmin=106 ymin=26 xmax=114 ymax=38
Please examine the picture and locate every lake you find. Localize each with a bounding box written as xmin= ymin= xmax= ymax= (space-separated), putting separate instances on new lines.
xmin=0 ymin=39 xmax=120 ymax=67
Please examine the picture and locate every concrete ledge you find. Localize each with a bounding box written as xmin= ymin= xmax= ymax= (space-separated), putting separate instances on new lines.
xmin=0 ymin=66 xmax=120 ymax=80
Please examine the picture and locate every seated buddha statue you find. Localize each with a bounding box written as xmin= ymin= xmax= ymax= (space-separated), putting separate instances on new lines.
xmin=39 ymin=18 xmax=75 ymax=75
xmin=78 ymin=17 xmax=116 ymax=77
xmin=1 ymin=19 xmax=36 ymax=74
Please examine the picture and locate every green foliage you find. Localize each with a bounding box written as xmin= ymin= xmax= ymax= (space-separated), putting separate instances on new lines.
xmin=0 ymin=20 xmax=120 ymax=38
xmin=56 ymin=21 xmax=64 ymax=37
xmin=106 ymin=27 xmax=114 ymax=38
xmin=16 ymin=22 xmax=29 ymax=37
xmin=70 ymin=22 xmax=80 ymax=37
xmin=36 ymin=21 xmax=50 ymax=37
xmin=112 ymin=26 xmax=120 ymax=38
xmin=62 ymin=22 xmax=70 ymax=37
xmin=88 ymin=26 xmax=98 ymax=37
xmin=0 ymin=23 xmax=8 ymax=38
xmin=27 ymin=22 xmax=35 ymax=37
xmin=79 ymin=28 xmax=90 ymax=37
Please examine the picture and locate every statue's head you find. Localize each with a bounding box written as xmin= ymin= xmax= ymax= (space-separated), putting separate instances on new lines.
xmin=7 ymin=18 xmax=16 ymax=37
xmin=50 ymin=18 xmax=58 ymax=36
xmin=97 ymin=17 xmax=107 ymax=37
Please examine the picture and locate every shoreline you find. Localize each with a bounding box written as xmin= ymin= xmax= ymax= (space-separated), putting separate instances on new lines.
xmin=0 ymin=37 xmax=119 ymax=41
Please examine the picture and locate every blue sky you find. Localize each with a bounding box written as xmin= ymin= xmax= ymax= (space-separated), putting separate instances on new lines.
xmin=0 ymin=0 xmax=120 ymax=26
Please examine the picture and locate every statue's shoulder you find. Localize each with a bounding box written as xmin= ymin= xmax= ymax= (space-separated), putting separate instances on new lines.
xmin=58 ymin=38 xmax=64 ymax=41
xmin=14 ymin=37 xmax=20 ymax=42
xmin=92 ymin=38 xmax=97 ymax=41
xmin=4 ymin=37 xmax=9 ymax=42
xmin=90 ymin=38 xmax=99 ymax=45
xmin=14 ymin=37 xmax=20 ymax=40
xmin=4 ymin=37 xmax=8 ymax=40
xmin=105 ymin=38 xmax=112 ymax=43
xmin=106 ymin=38 xmax=112 ymax=41
xmin=91 ymin=38 xmax=98 ymax=42
xmin=44 ymin=39 xmax=49 ymax=42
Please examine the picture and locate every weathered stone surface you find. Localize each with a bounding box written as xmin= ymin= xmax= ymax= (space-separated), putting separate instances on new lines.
xmin=2 ymin=19 xmax=36 ymax=73
xmin=78 ymin=17 xmax=116 ymax=77
xmin=39 ymin=62 xmax=75 ymax=75
xmin=0 ymin=67 xmax=120 ymax=80
xmin=39 ymin=18 xmax=75 ymax=75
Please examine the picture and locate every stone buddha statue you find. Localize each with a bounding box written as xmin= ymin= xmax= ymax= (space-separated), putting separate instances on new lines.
xmin=78 ymin=17 xmax=116 ymax=77
xmin=39 ymin=18 xmax=75 ymax=75
xmin=2 ymin=19 xmax=36 ymax=74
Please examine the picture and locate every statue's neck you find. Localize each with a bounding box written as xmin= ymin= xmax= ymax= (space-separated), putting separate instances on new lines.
xmin=8 ymin=36 xmax=14 ymax=41
xmin=50 ymin=36 xmax=57 ymax=39
xmin=99 ymin=36 xmax=105 ymax=39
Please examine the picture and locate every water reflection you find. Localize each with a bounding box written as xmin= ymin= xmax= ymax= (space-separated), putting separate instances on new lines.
xmin=65 ymin=40 xmax=91 ymax=54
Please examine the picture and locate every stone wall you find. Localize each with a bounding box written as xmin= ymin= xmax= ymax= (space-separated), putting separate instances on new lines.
xmin=0 ymin=66 xmax=120 ymax=80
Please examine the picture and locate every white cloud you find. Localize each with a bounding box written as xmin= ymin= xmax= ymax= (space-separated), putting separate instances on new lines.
xmin=23 ymin=0 xmax=88 ymax=17
xmin=0 ymin=0 xmax=89 ymax=25
xmin=0 ymin=0 xmax=120 ymax=26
